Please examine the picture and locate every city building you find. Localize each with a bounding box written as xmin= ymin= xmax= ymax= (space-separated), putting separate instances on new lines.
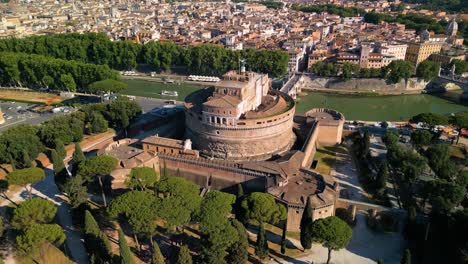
xmin=402 ymin=40 xmax=443 ymax=66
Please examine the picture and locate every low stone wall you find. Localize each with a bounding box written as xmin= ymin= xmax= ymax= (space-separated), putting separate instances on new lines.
xmin=302 ymin=76 xmax=429 ymax=93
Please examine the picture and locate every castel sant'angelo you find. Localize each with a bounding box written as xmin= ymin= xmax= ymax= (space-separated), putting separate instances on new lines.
xmin=103 ymin=68 xmax=346 ymax=231
xmin=184 ymin=69 xmax=296 ymax=161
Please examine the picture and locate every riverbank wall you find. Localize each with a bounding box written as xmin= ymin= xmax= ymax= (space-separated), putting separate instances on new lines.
xmin=301 ymin=76 xmax=429 ymax=94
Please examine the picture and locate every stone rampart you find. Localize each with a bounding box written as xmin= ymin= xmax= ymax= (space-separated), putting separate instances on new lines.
xmin=158 ymin=152 xmax=269 ymax=191
xmin=185 ymin=91 xmax=296 ymax=161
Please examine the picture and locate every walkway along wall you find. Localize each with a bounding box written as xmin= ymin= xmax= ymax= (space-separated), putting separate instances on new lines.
xmin=157 ymin=152 xmax=270 ymax=192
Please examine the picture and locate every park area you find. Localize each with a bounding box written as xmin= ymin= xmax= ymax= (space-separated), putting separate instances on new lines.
xmin=0 ymin=89 xmax=64 ymax=105
xmin=122 ymin=79 xmax=205 ymax=101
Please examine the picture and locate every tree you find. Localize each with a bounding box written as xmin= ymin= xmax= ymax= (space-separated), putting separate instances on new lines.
xmin=198 ymin=191 xmax=237 ymax=264
xmin=60 ymin=74 xmax=77 ymax=91
xmin=84 ymin=210 xmax=112 ymax=263
xmin=240 ymin=192 xmax=287 ymax=225
xmin=155 ymin=177 xmax=202 ymax=230
xmin=308 ymin=216 xmax=353 ymax=264
xmin=401 ymin=249 xmax=411 ymax=264
xmin=126 ymin=167 xmax=158 ymax=191
xmin=255 ymin=222 xmax=269 ymax=260
xmin=176 ymin=245 xmax=192 ymax=264
xmin=411 ymin=130 xmax=433 ymax=146
xmin=450 ymin=60 xmax=468 ymax=75
xmin=78 ymin=155 xmax=117 ymax=207
xmin=16 ymin=224 xmax=66 ymax=262
xmin=71 ymin=143 xmax=85 ymax=174
xmin=152 ymin=242 xmax=165 ymax=264
xmin=416 ymin=60 xmax=440 ymax=81
xmin=0 ymin=216 xmax=4 ymax=238
xmin=384 ymin=60 xmax=414 ymax=84
xmin=108 ymin=191 xmax=159 ymax=249
xmin=50 ymin=149 xmax=68 ymax=188
xmin=7 ymin=167 xmax=45 ymax=199
xmin=429 ymin=179 xmax=465 ymax=213
xmin=64 ymin=175 xmax=88 ymax=209
xmin=20 ymin=150 xmax=32 ymax=168
xmin=55 ymin=139 xmax=67 ymax=160
xmin=104 ymin=97 xmax=141 ymax=129
xmin=383 ymin=131 xmax=399 ymax=145
xmin=376 ymin=163 xmax=389 ymax=193
xmin=300 ymin=197 xmax=313 ymax=250
xmin=281 ymin=221 xmax=287 ymax=254
xmin=11 ymin=197 xmax=57 ymax=229
xmin=227 ymin=219 xmax=249 ymax=264
xmin=87 ymin=112 xmax=108 ymax=134
xmin=0 ymin=125 xmax=44 ymax=168
xmin=425 ymin=144 xmax=451 ymax=178
xmin=410 ymin=113 xmax=449 ymax=127
xmin=119 ymin=228 xmax=134 ymax=264
xmin=88 ymin=79 xmax=128 ymax=94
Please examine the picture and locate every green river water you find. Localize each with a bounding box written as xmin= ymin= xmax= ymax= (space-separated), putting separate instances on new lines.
xmin=123 ymin=80 xmax=467 ymax=121
xmin=295 ymin=92 xmax=468 ymax=121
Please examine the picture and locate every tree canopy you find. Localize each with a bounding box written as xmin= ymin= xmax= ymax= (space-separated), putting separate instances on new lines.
xmin=108 ymin=191 xmax=159 ymax=246
xmin=7 ymin=167 xmax=45 ymax=198
xmin=11 ymin=198 xmax=57 ymax=230
xmin=416 ymin=60 xmax=440 ymax=81
xmin=384 ymin=60 xmax=414 ymax=84
xmin=410 ymin=113 xmax=449 ymax=127
xmin=0 ymin=125 xmax=44 ymax=168
xmin=0 ymin=33 xmax=289 ymax=78
xmin=118 ymin=228 xmax=135 ymax=264
xmin=88 ymin=79 xmax=128 ymax=93
xmin=198 ymin=191 xmax=238 ymax=264
xmin=240 ymin=192 xmax=287 ymax=225
xmin=16 ymin=224 xmax=66 ymax=256
xmin=308 ymin=216 xmax=353 ymax=264
xmin=176 ymin=245 xmax=192 ymax=264
xmin=77 ymin=155 xmax=117 ymax=181
xmin=125 ymin=167 xmax=158 ymax=191
xmin=155 ymin=177 xmax=202 ymax=229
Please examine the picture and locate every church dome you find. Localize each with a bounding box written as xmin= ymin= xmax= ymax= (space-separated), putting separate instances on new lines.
xmin=446 ymin=17 xmax=458 ymax=37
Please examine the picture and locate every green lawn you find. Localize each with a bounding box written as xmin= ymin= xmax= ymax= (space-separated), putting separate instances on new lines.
xmin=121 ymin=79 xmax=205 ymax=101
xmin=313 ymin=145 xmax=348 ymax=175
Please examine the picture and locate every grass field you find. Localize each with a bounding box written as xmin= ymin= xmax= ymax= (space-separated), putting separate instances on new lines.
xmin=313 ymin=145 xmax=348 ymax=175
xmin=0 ymin=89 xmax=64 ymax=105
xmin=122 ymin=79 xmax=205 ymax=101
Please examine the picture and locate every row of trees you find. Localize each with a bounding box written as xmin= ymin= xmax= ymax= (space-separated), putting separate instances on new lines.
xmin=0 ymin=33 xmax=289 ymax=77
xmin=0 ymin=97 xmax=141 ymax=168
xmin=311 ymin=60 xmax=430 ymax=84
xmin=0 ymin=52 xmax=118 ymax=92
xmin=291 ymin=4 xmax=366 ymax=17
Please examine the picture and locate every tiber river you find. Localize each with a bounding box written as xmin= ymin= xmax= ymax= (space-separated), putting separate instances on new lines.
xmin=295 ymin=92 xmax=468 ymax=121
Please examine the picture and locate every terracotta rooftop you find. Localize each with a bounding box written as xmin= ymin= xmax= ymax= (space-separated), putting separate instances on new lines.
xmin=204 ymin=95 xmax=241 ymax=108
xmin=142 ymin=135 xmax=184 ymax=149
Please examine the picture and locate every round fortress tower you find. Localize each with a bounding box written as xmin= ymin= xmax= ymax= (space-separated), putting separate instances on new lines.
xmin=184 ymin=71 xmax=296 ymax=161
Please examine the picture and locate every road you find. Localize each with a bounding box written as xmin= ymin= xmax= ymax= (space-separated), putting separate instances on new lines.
xmin=0 ymin=167 xmax=89 ymax=264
